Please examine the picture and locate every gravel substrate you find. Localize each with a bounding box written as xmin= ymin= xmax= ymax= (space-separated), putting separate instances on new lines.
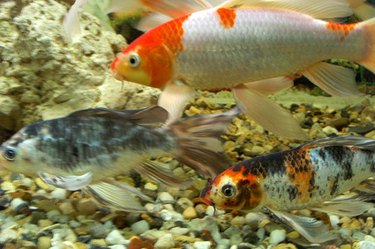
xmin=0 ymin=89 xmax=374 ymax=249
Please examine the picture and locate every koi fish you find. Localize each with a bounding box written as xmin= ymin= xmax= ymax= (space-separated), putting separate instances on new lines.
xmin=110 ymin=0 xmax=375 ymax=140
xmin=0 ymin=105 xmax=238 ymax=212
xmin=200 ymin=136 xmax=375 ymax=243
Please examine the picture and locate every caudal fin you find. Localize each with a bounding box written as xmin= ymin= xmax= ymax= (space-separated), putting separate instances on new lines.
xmin=169 ymin=108 xmax=240 ymax=178
xmin=358 ymin=18 xmax=375 ymax=73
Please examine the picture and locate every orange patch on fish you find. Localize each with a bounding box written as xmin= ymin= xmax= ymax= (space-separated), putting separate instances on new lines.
xmin=326 ymin=22 xmax=357 ymax=42
xmin=285 ymin=148 xmax=314 ymax=204
xmin=217 ymin=8 xmax=236 ymax=29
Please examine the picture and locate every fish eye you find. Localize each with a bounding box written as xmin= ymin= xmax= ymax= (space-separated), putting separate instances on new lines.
xmin=3 ymin=147 xmax=16 ymax=161
xmin=221 ymin=184 xmax=236 ymax=198
xmin=128 ymin=53 xmax=141 ymax=68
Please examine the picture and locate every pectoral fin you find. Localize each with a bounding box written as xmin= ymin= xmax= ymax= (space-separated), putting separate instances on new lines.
xmin=302 ymin=62 xmax=362 ymax=96
xmin=134 ymin=160 xmax=193 ymax=188
xmin=85 ymin=180 xmax=152 ymax=212
xmin=232 ymin=84 xmax=308 ymax=140
xmin=158 ymin=81 xmax=196 ymax=125
xmin=38 ymin=172 xmax=93 ymax=191
xmin=266 ymin=208 xmax=337 ymax=244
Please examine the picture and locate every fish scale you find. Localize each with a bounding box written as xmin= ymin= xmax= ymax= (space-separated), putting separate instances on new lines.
xmin=177 ymin=8 xmax=365 ymax=88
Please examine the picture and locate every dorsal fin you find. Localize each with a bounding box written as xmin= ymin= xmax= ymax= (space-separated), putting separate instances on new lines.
xmin=67 ymin=105 xmax=169 ymax=124
xmin=218 ymin=0 xmax=353 ymax=19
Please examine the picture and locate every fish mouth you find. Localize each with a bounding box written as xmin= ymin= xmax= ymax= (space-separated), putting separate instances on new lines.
xmin=110 ymin=57 xmax=126 ymax=81
xmin=199 ymin=186 xmax=213 ymax=205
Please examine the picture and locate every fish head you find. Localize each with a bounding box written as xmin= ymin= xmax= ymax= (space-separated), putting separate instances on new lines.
xmin=0 ymin=129 xmax=42 ymax=176
xmin=200 ymin=165 xmax=263 ymax=211
xmin=110 ymin=32 xmax=174 ymax=89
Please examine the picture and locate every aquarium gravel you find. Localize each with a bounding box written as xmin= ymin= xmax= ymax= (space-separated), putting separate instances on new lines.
xmin=0 ymin=90 xmax=374 ymax=249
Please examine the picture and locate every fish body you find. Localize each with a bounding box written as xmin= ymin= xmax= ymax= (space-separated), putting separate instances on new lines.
xmin=201 ymin=136 xmax=375 ymax=212
xmin=110 ymin=0 xmax=375 ymax=139
xmin=0 ymin=106 xmax=238 ymax=191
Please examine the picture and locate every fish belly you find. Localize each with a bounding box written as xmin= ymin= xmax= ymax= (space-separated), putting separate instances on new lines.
xmin=176 ymin=8 xmax=366 ymax=89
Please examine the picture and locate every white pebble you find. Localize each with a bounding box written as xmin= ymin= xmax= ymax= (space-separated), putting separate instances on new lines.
xmin=109 ymin=245 xmax=126 ymax=249
xmin=193 ymin=241 xmax=212 ymax=249
xmin=216 ymin=239 xmax=230 ymax=249
xmin=170 ymin=227 xmax=189 ymax=235
xmin=365 ymin=235 xmax=375 ymax=242
xmin=105 ymin=230 xmax=128 ymax=245
xmin=50 ymin=188 xmax=67 ymax=200
xmin=0 ymin=228 xmax=18 ymax=243
xmin=205 ymin=206 xmax=215 ymax=216
xmin=359 ymin=241 xmax=375 ymax=249
xmin=269 ymin=229 xmax=286 ymax=245
xmin=160 ymin=209 xmax=183 ymax=221
xmin=131 ymin=220 xmax=150 ymax=235
xmin=10 ymin=198 xmax=27 ymax=211
xmin=329 ymin=215 xmax=340 ymax=228
xmin=245 ymin=213 xmax=260 ymax=226
xmin=144 ymin=182 xmax=158 ymax=191
xmin=21 ymin=177 xmax=33 ymax=187
xmin=157 ymin=192 xmax=175 ymax=203
xmin=322 ymin=126 xmax=338 ymax=135
xmin=154 ymin=234 xmax=175 ymax=249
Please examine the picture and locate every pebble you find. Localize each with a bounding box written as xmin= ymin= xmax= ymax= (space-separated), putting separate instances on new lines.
xmin=329 ymin=215 xmax=340 ymax=228
xmin=76 ymin=199 xmax=97 ymax=215
xmin=245 ymin=213 xmax=260 ymax=227
xmin=157 ymin=192 xmax=175 ymax=203
xmin=160 ymin=209 xmax=184 ymax=221
xmin=269 ymin=229 xmax=286 ymax=245
xmin=9 ymin=198 xmax=28 ymax=212
xmin=231 ymin=216 xmax=245 ymax=227
xmin=176 ymin=197 xmax=194 ymax=210
xmin=193 ymin=241 xmax=212 ymax=249
xmin=0 ymin=228 xmax=18 ymax=243
xmin=59 ymin=201 xmax=76 ymax=215
xmin=286 ymin=231 xmax=300 ymax=240
xmin=131 ymin=220 xmax=150 ymax=235
xmin=38 ymin=219 xmax=54 ymax=228
xmin=170 ymin=227 xmax=190 ymax=235
xmin=154 ymin=234 xmax=175 ymax=249
xmin=358 ymin=241 xmax=375 ymax=249
xmin=37 ymin=237 xmax=52 ymax=249
xmin=183 ymin=206 xmax=198 ymax=219
xmin=108 ymin=245 xmax=126 ymax=249
xmin=50 ymin=188 xmax=67 ymax=200
xmin=105 ymin=230 xmax=127 ymax=245
xmin=322 ymin=126 xmax=339 ymax=135
xmin=340 ymin=244 xmax=351 ymax=249
xmin=144 ymin=182 xmax=158 ymax=191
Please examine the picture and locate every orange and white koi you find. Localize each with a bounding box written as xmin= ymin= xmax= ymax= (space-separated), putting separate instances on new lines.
xmin=110 ymin=0 xmax=375 ymax=140
xmin=200 ymin=136 xmax=375 ymax=243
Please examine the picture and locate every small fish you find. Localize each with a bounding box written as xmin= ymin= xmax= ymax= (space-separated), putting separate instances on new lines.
xmin=110 ymin=0 xmax=375 ymax=140
xmin=0 ymin=105 xmax=238 ymax=212
xmin=200 ymin=136 xmax=375 ymax=243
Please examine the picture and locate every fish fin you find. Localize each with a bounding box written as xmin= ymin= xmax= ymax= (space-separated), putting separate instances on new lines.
xmin=351 ymin=179 xmax=375 ymax=202
xmin=38 ymin=172 xmax=93 ymax=191
xmin=311 ymin=198 xmax=373 ymax=217
xmin=232 ymin=84 xmax=308 ymax=140
xmin=136 ymin=13 xmax=173 ymax=32
xmin=218 ymin=0 xmax=353 ymax=19
xmin=357 ymin=18 xmax=375 ymax=74
xmin=85 ymin=180 xmax=150 ymax=212
xmin=244 ymin=76 xmax=293 ymax=95
xmin=62 ymin=0 xmax=89 ymax=42
xmin=68 ymin=105 xmax=169 ymax=125
xmin=302 ymin=62 xmax=362 ymax=96
xmin=354 ymin=3 xmax=375 ymax=20
xmin=299 ymin=135 xmax=375 ymax=151
xmin=158 ymin=81 xmax=196 ymax=125
xmin=169 ymin=107 xmax=240 ymax=178
xmin=134 ymin=160 xmax=193 ymax=188
xmin=267 ymin=208 xmax=337 ymax=244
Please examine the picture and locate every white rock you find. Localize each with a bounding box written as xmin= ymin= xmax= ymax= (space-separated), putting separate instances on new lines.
xmin=105 ymin=230 xmax=128 ymax=245
xmin=157 ymin=192 xmax=175 ymax=203
xmin=141 ymin=230 xmax=168 ymax=241
xmin=269 ymin=229 xmax=286 ymax=245
xmin=216 ymin=239 xmax=230 ymax=249
xmin=50 ymin=188 xmax=67 ymax=200
xmin=193 ymin=241 xmax=212 ymax=249
xmin=144 ymin=182 xmax=158 ymax=191
xmin=359 ymin=241 xmax=375 ymax=249
xmin=329 ymin=215 xmax=340 ymax=228
xmin=109 ymin=245 xmax=126 ymax=249
xmin=0 ymin=228 xmax=18 ymax=243
xmin=10 ymin=198 xmax=27 ymax=211
xmin=160 ymin=209 xmax=183 ymax=221
xmin=20 ymin=177 xmax=33 ymax=187
xmin=154 ymin=234 xmax=175 ymax=249
xmin=322 ymin=126 xmax=338 ymax=135
xmin=170 ymin=227 xmax=189 ymax=235
xmin=131 ymin=220 xmax=150 ymax=235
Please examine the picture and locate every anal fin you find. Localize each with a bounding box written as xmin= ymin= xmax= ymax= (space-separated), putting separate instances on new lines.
xmin=244 ymin=76 xmax=293 ymax=95
xmin=38 ymin=172 xmax=93 ymax=191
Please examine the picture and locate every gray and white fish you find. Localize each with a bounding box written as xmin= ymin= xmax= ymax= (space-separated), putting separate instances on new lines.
xmin=0 ymin=105 xmax=238 ymax=212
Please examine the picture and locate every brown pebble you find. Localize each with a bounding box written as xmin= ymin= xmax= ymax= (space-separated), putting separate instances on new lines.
xmin=76 ymin=198 xmax=97 ymax=215
xmin=38 ymin=219 xmax=53 ymax=228
xmin=37 ymin=236 xmax=51 ymax=249
xmin=74 ymin=242 xmax=89 ymax=249
xmin=183 ymin=206 xmax=197 ymax=219
xmin=3 ymin=243 xmax=17 ymax=249
xmin=272 ymin=243 xmax=297 ymax=249
xmin=128 ymin=236 xmax=154 ymax=249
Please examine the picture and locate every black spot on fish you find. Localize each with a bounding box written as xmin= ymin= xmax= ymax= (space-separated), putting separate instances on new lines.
xmin=341 ymin=160 xmax=353 ymax=180
xmin=318 ymin=149 xmax=326 ymax=160
xmin=330 ymin=175 xmax=339 ymax=196
xmin=287 ymin=185 xmax=298 ymax=201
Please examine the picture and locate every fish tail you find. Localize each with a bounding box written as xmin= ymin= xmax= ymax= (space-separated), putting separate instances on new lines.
xmin=357 ymin=18 xmax=375 ymax=74
xmin=168 ymin=107 xmax=240 ymax=178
